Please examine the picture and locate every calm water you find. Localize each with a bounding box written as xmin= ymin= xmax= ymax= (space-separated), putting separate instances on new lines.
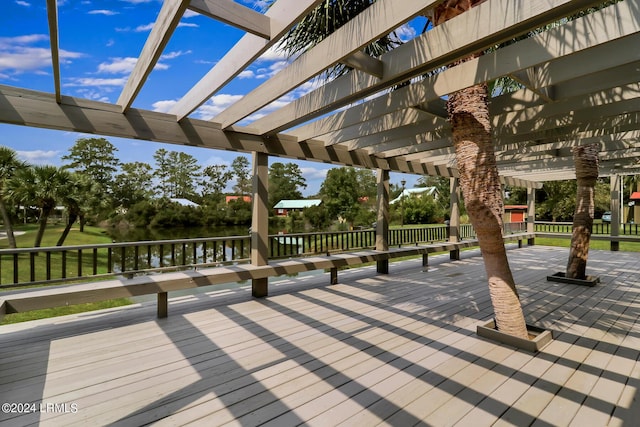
xmin=106 ymin=225 xmax=270 ymax=242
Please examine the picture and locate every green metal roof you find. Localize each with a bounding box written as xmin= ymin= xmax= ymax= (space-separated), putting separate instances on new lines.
xmin=273 ymin=199 xmax=322 ymax=209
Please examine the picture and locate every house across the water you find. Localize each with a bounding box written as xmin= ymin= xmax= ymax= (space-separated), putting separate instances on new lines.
xmin=273 ymin=199 xmax=322 ymax=216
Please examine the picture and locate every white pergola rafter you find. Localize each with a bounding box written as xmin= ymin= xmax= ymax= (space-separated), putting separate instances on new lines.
xmin=189 ymin=0 xmax=272 ymax=39
xmin=212 ymin=0 xmax=440 ymax=129
xmin=46 ymin=0 xmax=61 ymax=104
xmin=253 ymin=0 xmax=620 ymax=136
xmin=169 ymin=0 xmax=323 ymax=121
xmin=117 ymin=0 xmax=189 ymax=113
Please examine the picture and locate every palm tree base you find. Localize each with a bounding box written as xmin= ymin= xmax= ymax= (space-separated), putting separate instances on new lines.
xmin=547 ymin=272 xmax=600 ymax=287
xmin=477 ymin=320 xmax=553 ymax=353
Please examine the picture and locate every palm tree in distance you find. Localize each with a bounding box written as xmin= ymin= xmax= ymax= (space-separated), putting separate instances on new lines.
xmin=0 ymin=146 xmax=26 ymax=248
xmin=6 ymin=165 xmax=70 ymax=248
xmin=274 ymin=0 xmax=531 ymax=338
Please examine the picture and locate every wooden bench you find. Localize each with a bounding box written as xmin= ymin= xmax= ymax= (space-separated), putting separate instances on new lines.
xmin=0 ymin=232 xmax=535 ymax=321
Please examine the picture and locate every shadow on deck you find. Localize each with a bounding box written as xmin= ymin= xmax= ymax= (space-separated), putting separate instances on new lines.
xmin=1 ymin=245 xmax=638 ymax=426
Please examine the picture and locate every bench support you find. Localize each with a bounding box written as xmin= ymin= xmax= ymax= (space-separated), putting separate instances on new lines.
xmin=330 ymin=267 xmax=338 ymax=285
xmin=157 ymin=292 xmax=168 ymax=318
xmin=450 ymin=249 xmax=460 ymax=260
xmin=422 ymin=254 xmax=428 ymax=271
xmin=252 ymin=278 xmax=268 ymax=298
xmin=376 ymin=260 xmax=389 ymax=274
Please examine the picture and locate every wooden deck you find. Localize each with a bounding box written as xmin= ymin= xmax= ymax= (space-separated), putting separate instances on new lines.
xmin=1 ymin=245 xmax=639 ymax=426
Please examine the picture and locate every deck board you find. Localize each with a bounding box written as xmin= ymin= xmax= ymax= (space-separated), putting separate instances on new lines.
xmin=1 ymin=245 xmax=639 ymax=426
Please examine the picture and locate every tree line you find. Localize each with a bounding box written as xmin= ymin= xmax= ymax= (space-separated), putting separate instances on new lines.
xmin=1 ymin=137 xmax=612 ymax=251
xmin=0 ymin=138 xmax=449 ymax=249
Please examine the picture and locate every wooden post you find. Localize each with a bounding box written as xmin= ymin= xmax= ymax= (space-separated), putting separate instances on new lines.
xmin=251 ymin=152 xmax=269 ymax=297
xmin=611 ymin=174 xmax=620 ymax=251
xmin=527 ymin=187 xmax=536 ymax=246
xmin=376 ymin=169 xmax=390 ymax=274
xmin=449 ymin=178 xmax=460 ymax=260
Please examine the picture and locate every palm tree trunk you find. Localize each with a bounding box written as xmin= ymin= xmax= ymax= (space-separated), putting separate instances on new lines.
xmin=449 ymin=84 xmax=529 ymax=339
xmin=0 ymin=199 xmax=17 ymax=248
xmin=433 ymin=0 xmax=528 ymax=339
xmin=566 ymin=144 xmax=599 ymax=279
xmin=57 ymin=212 xmax=78 ymax=246
xmin=34 ymin=207 xmax=52 ymax=248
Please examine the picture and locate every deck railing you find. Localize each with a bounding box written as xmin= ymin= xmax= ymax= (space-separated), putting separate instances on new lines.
xmin=534 ymin=221 xmax=640 ymax=235
xmin=0 ymin=222 xmax=524 ymax=288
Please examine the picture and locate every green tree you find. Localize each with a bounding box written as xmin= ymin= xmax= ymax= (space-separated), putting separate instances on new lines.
xmin=319 ymin=167 xmax=362 ymax=227
xmin=62 ymin=137 xmax=119 ymax=191
xmin=403 ymin=194 xmax=439 ymax=225
xmin=113 ymin=162 xmax=154 ymax=209
xmin=167 ymin=151 xmax=201 ymax=199
xmin=303 ymin=204 xmax=331 ymax=231
xmin=6 ymin=165 xmax=70 ymax=247
xmin=416 ymin=175 xmax=453 ymax=218
xmin=0 ymin=146 xmax=26 ymax=248
xmin=538 ymin=181 xmax=577 ymax=221
xmin=200 ymin=164 xmax=233 ymax=201
xmin=62 ymin=137 xmax=119 ymax=222
xmin=268 ymin=162 xmax=307 ymax=209
xmin=153 ymin=148 xmax=172 ymax=197
xmin=231 ymin=156 xmax=251 ymax=196
xmin=56 ymin=173 xmax=94 ymax=246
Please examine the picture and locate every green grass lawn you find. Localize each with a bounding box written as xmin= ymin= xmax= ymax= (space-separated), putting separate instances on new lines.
xmin=1 ymin=224 xmax=133 ymax=325
xmin=1 ymin=224 xmax=114 ymax=286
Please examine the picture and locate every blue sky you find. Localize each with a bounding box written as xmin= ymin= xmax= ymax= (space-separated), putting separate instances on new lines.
xmin=0 ymin=0 xmax=422 ymax=195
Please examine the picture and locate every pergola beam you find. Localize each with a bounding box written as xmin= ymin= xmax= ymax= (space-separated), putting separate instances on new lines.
xmin=117 ymin=0 xmax=189 ymax=113
xmin=288 ymin=1 xmax=640 ymax=147
xmin=341 ymin=51 xmax=384 ymax=79
xmin=46 ymin=0 xmax=61 ymax=104
xmin=189 ymin=0 xmax=271 ymax=39
xmin=169 ymin=0 xmax=323 ymax=121
xmin=213 ymin=0 xmax=439 ymax=128
xmin=0 ymin=85 xmax=451 ymax=177
xmin=253 ymin=0 xmax=617 ymax=136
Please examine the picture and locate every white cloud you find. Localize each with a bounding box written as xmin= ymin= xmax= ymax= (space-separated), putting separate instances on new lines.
xmin=135 ymin=22 xmax=154 ymax=32
xmin=300 ymin=166 xmax=330 ymax=181
xmin=238 ymin=70 xmax=255 ymax=79
xmin=16 ymin=150 xmax=59 ymax=164
xmin=178 ymin=22 xmax=198 ymax=28
xmin=394 ymin=24 xmax=416 ymax=42
xmin=96 ymin=52 xmax=186 ymax=75
xmin=183 ymin=10 xmax=199 ymax=19
xmin=203 ymin=155 xmax=231 ymax=167
xmin=15 ymin=0 xmax=30 ymax=6
xmin=151 ymin=99 xmax=177 ymax=113
xmin=160 ymin=50 xmax=191 ymax=60
xmin=0 ymin=34 xmax=47 ymax=49
xmin=257 ymin=45 xmax=289 ymax=62
xmin=98 ymin=57 xmax=137 ymax=74
xmin=89 ymin=9 xmax=119 ymax=16
xmin=75 ymin=88 xmax=110 ymax=102
xmin=0 ymin=34 xmax=84 ymax=76
xmin=63 ymin=77 xmax=127 ymax=87
xmin=189 ymin=93 xmax=244 ymax=120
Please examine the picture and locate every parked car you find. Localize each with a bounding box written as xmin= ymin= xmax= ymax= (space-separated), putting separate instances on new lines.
xmin=602 ymin=211 xmax=611 ymax=222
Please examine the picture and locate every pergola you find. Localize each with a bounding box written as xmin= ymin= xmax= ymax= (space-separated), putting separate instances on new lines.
xmin=1 ymin=0 xmax=639 ymax=269
xmin=2 ymin=0 xmax=638 ymax=180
